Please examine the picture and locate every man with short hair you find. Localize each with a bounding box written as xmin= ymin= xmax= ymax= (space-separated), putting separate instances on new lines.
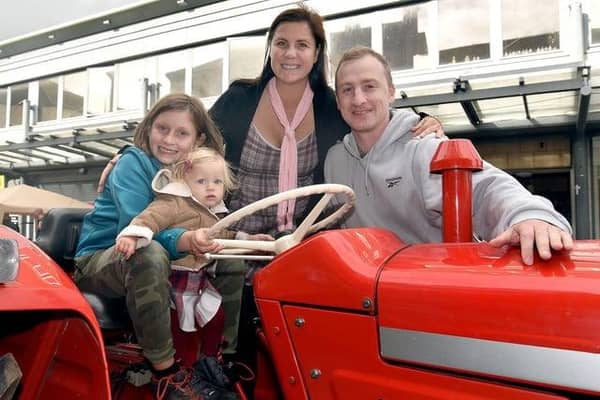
xmin=325 ymin=46 xmax=572 ymax=265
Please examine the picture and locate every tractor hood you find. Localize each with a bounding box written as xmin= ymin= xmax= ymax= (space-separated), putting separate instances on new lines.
xmin=377 ymin=241 xmax=600 ymax=394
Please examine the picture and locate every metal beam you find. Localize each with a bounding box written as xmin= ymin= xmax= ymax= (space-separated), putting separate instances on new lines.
xmin=98 ymin=140 xmax=125 ymax=150
xmin=71 ymin=144 xmax=115 ymax=158
xmin=21 ymin=146 xmax=70 ymax=161
xmin=519 ymin=77 xmax=531 ymax=120
xmin=11 ymin=149 xmax=62 ymax=163
xmin=52 ymin=144 xmax=93 ymax=158
xmin=453 ymin=78 xmax=481 ymax=127
xmin=0 ymin=130 xmax=133 ymax=152
xmin=573 ymin=66 xmax=592 ymax=239
xmin=393 ymin=77 xmax=585 ymax=108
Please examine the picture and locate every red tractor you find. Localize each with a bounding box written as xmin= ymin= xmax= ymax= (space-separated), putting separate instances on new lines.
xmin=1 ymin=140 xmax=599 ymax=399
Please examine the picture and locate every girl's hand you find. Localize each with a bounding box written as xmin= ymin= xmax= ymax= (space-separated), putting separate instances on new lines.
xmin=116 ymin=236 xmax=137 ymax=260
xmin=411 ymin=116 xmax=445 ymax=139
xmin=247 ymin=233 xmax=275 ymax=241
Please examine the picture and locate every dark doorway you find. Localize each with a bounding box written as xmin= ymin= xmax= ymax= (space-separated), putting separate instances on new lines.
xmin=512 ymin=171 xmax=571 ymax=223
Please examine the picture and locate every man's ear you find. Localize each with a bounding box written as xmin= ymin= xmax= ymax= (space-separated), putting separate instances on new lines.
xmin=388 ymin=84 xmax=396 ymax=104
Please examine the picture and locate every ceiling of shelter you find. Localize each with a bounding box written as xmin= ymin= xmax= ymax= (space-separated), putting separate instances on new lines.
xmin=0 ymin=0 xmax=223 ymax=59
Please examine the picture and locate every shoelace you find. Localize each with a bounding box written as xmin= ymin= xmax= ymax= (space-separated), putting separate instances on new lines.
xmin=155 ymin=368 xmax=194 ymax=400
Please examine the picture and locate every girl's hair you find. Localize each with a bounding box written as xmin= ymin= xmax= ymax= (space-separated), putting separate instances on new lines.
xmin=172 ymin=147 xmax=237 ymax=192
xmin=133 ymin=93 xmax=224 ymax=156
xmin=239 ymin=5 xmax=329 ymax=91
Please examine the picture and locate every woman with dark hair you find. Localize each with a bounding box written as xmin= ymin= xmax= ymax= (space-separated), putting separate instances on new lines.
xmin=210 ymin=5 xmax=441 ymax=236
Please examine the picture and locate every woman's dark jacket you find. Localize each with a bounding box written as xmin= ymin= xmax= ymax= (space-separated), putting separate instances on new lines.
xmin=209 ymin=80 xmax=349 ymax=185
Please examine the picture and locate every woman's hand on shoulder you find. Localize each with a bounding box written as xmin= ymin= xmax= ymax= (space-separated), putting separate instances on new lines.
xmin=411 ymin=116 xmax=445 ymax=139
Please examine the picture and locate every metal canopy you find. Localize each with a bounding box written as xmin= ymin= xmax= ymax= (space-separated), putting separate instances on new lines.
xmin=0 ymin=125 xmax=136 ymax=176
xmin=393 ymin=66 xmax=592 ymax=128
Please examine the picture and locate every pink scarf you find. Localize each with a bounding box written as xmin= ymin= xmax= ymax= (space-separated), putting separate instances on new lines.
xmin=267 ymin=77 xmax=314 ymax=231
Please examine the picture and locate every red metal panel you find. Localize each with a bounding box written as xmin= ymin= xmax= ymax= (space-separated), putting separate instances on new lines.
xmin=254 ymin=228 xmax=404 ymax=312
xmin=378 ymin=241 xmax=600 ymax=352
xmin=37 ymin=318 xmax=110 ymax=399
xmin=282 ymin=305 xmax=565 ymax=399
xmin=256 ymin=299 xmax=308 ymax=400
xmin=0 ymin=228 xmax=102 ymax=343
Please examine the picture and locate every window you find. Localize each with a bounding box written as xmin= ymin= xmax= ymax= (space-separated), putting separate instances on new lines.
xmin=38 ymin=77 xmax=59 ymax=122
xmin=117 ymin=57 xmax=156 ymax=110
xmin=382 ymin=4 xmax=430 ymax=70
xmin=328 ymin=19 xmax=371 ymax=69
xmin=589 ymin=0 xmax=600 ymax=45
xmin=0 ymin=88 xmax=6 ymax=128
xmin=501 ymin=0 xmax=559 ymax=56
xmin=63 ymin=71 xmax=85 ymax=118
xmin=9 ymin=83 xmax=28 ymax=127
xmin=158 ymin=50 xmax=186 ymax=96
xmin=438 ymin=0 xmax=490 ymax=64
xmin=88 ymin=66 xmax=114 ymax=114
xmin=192 ymin=42 xmax=224 ymax=98
xmin=228 ymin=36 xmax=265 ymax=84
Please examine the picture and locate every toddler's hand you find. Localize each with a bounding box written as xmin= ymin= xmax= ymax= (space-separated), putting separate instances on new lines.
xmin=191 ymin=228 xmax=224 ymax=255
xmin=116 ymin=236 xmax=137 ymax=260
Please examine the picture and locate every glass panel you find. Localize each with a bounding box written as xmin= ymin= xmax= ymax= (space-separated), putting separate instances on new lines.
xmin=228 ymin=36 xmax=265 ymax=84
xmin=382 ymin=4 xmax=429 ymax=70
xmin=192 ymin=42 xmax=224 ymax=98
xmin=477 ymin=96 xmax=525 ymax=122
xmin=158 ymin=50 xmax=186 ymax=96
xmin=63 ymin=71 xmax=85 ymax=118
xmin=438 ymin=0 xmax=490 ymax=64
xmin=590 ymin=0 xmax=600 ymax=45
xmin=38 ymin=77 xmax=59 ymax=122
xmin=0 ymin=88 xmax=6 ymax=128
xmin=88 ymin=66 xmax=114 ymax=114
xmin=328 ymin=18 xmax=372 ymax=69
xmin=501 ymin=0 xmax=559 ymax=57
xmin=593 ymin=137 xmax=600 ymax=237
xmin=588 ymin=89 xmax=600 ymax=114
xmin=9 ymin=83 xmax=28 ymax=127
xmin=117 ymin=57 xmax=156 ymax=110
xmin=528 ymin=92 xmax=577 ymax=119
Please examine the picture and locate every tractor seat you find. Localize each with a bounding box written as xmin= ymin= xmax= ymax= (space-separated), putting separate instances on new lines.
xmin=36 ymin=208 xmax=130 ymax=330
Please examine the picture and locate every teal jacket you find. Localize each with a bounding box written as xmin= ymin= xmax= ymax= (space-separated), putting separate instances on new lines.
xmin=76 ymin=146 xmax=185 ymax=258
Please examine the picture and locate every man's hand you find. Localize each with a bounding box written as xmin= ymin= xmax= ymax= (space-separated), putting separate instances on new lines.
xmin=97 ymin=154 xmax=121 ymax=193
xmin=488 ymin=219 xmax=574 ymax=265
xmin=116 ymin=236 xmax=138 ymax=260
xmin=247 ymin=233 xmax=275 ymax=241
xmin=411 ymin=116 xmax=445 ymax=139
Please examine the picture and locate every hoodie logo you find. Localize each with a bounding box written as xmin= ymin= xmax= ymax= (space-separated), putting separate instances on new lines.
xmin=385 ymin=176 xmax=402 ymax=188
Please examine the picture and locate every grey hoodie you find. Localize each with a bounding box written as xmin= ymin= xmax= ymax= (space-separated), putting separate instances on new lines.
xmin=324 ymin=110 xmax=572 ymax=243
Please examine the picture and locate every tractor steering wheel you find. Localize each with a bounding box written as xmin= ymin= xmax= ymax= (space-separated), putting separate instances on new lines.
xmin=205 ymin=184 xmax=355 ymax=260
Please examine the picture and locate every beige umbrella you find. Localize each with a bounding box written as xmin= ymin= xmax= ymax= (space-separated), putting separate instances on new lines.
xmin=0 ymin=184 xmax=92 ymax=219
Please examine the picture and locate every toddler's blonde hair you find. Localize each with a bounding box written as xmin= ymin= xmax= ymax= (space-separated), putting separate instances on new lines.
xmin=172 ymin=147 xmax=236 ymax=192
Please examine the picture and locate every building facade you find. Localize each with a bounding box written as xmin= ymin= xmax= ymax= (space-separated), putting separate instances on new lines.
xmin=0 ymin=0 xmax=599 ymax=237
